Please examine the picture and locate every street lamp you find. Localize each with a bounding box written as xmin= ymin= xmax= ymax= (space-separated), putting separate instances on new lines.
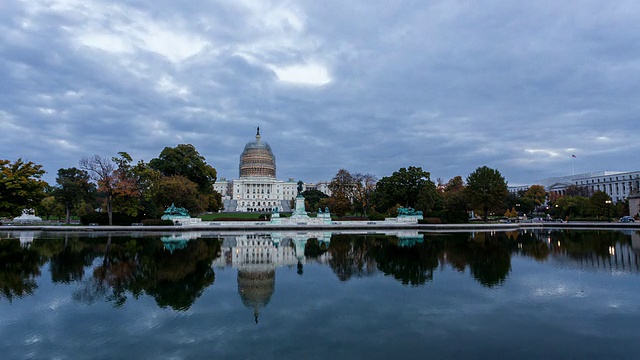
xmin=605 ymin=200 xmax=612 ymax=221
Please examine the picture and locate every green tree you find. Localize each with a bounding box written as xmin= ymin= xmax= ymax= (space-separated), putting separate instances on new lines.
xmin=374 ymin=166 xmax=431 ymax=212
xmin=415 ymin=180 xmax=443 ymax=214
xmin=149 ymin=144 xmax=217 ymax=194
xmin=130 ymin=160 xmax=162 ymax=218
xmin=328 ymin=169 xmax=356 ymax=216
xmin=301 ymin=189 xmax=329 ymax=212
xmin=38 ymin=195 xmax=65 ymax=220
xmin=0 ymin=158 xmax=47 ymax=218
xmin=153 ymin=175 xmax=209 ymax=215
xmin=589 ymin=191 xmax=612 ymax=219
xmin=524 ymin=185 xmax=547 ymax=211
xmin=465 ymin=166 xmax=508 ymax=222
xmin=442 ymin=176 xmax=469 ymax=223
xmin=552 ymin=195 xmax=590 ymax=220
xmin=53 ymin=167 xmax=96 ymax=223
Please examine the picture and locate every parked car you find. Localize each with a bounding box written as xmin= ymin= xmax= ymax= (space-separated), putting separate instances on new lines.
xmin=619 ymin=216 xmax=635 ymax=223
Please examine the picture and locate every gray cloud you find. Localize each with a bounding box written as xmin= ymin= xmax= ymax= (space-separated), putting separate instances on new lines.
xmin=1 ymin=0 xmax=639 ymax=186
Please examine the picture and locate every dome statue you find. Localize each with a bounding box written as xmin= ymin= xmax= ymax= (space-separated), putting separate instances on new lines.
xmin=239 ymin=127 xmax=276 ymax=178
xmin=237 ymin=269 xmax=275 ymax=324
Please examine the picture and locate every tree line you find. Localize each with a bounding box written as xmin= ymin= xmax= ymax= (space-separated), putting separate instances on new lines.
xmin=1 ymin=144 xmax=630 ymax=224
xmin=324 ymin=165 xmax=629 ymax=222
xmin=323 ymin=165 xmax=510 ymax=222
xmin=1 ymin=144 xmax=221 ymax=225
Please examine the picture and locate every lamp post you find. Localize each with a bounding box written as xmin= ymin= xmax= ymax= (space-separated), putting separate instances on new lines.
xmin=605 ymin=199 xmax=612 ymax=221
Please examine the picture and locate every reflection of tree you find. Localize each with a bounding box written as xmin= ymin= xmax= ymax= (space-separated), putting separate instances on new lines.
xmin=304 ymin=238 xmax=329 ymax=259
xmin=74 ymin=236 xmax=221 ymax=310
xmin=328 ymin=235 xmax=376 ymax=281
xmin=467 ymin=232 xmax=511 ymax=287
xmin=137 ymin=239 xmax=219 ymax=310
xmin=0 ymin=239 xmax=45 ymax=302
xmin=33 ymin=236 xmax=98 ymax=283
xmin=372 ymin=237 xmax=440 ymax=286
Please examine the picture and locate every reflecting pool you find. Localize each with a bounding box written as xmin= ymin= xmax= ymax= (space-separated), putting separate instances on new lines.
xmin=1 ymin=229 xmax=640 ymax=359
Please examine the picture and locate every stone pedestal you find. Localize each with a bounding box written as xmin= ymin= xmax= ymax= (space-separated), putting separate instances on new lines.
xmin=291 ymin=196 xmax=309 ymax=220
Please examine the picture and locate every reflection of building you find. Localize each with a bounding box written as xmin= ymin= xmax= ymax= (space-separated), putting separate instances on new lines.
xmin=213 ymin=128 xmax=330 ymax=212
xmin=160 ymin=233 xmax=203 ymax=253
xmin=214 ymin=232 xmax=331 ymax=323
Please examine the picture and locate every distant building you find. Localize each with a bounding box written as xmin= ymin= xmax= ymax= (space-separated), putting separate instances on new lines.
xmin=213 ymin=128 xmax=331 ymax=212
xmin=509 ymin=171 xmax=640 ymax=204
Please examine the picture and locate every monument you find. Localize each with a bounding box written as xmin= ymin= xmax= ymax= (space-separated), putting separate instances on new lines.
xmin=270 ymin=182 xmax=332 ymax=225
xmin=386 ymin=207 xmax=423 ymax=223
xmin=161 ymin=203 xmax=201 ymax=225
xmin=290 ymin=180 xmax=309 ymax=220
xmin=13 ymin=209 xmax=42 ymax=224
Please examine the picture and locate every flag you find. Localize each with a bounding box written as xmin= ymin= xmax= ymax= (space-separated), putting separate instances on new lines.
xmin=571 ymin=154 xmax=576 ymax=158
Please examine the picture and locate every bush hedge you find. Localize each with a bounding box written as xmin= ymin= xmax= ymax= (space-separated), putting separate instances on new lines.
xmin=418 ymin=217 xmax=443 ymax=224
xmin=80 ymin=212 xmax=139 ymax=226
xmin=141 ymin=219 xmax=174 ymax=226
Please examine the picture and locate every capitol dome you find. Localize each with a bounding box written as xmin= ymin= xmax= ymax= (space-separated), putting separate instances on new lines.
xmin=239 ymin=127 xmax=276 ymax=178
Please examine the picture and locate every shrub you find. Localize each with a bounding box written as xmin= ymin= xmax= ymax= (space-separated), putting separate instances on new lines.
xmin=80 ymin=212 xmax=138 ymax=226
xmin=367 ymin=211 xmax=387 ymax=221
xmin=419 ymin=217 xmax=442 ymax=224
xmin=141 ymin=219 xmax=174 ymax=226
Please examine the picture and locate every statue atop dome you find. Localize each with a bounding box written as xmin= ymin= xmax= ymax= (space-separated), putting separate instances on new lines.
xmin=239 ymin=128 xmax=276 ymax=178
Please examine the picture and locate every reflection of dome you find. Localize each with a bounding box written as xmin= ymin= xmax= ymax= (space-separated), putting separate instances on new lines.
xmin=239 ymin=127 xmax=276 ymax=178
xmin=237 ymin=269 xmax=275 ymax=323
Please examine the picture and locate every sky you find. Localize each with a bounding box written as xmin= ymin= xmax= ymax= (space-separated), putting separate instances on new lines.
xmin=2 ymin=0 xmax=639 ymax=187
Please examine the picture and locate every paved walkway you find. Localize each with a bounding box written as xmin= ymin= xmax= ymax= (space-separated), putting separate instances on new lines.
xmin=2 ymin=221 xmax=638 ymax=232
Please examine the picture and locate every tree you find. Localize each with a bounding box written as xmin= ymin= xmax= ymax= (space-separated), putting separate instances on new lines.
xmin=0 ymin=158 xmax=47 ymax=218
xmin=465 ymin=166 xmax=508 ymax=222
xmin=53 ymin=167 xmax=96 ymax=223
xmin=153 ymin=175 xmax=209 ymax=215
xmin=110 ymin=152 xmax=142 ymax=217
xmin=328 ymin=169 xmax=356 ymax=216
xmin=442 ymin=176 xmax=469 ymax=223
xmin=415 ymin=180 xmax=443 ymax=214
xmin=351 ymin=173 xmax=377 ymax=216
xmin=128 ymin=160 xmax=162 ymax=219
xmin=552 ymin=195 xmax=590 ymax=220
xmin=301 ymin=189 xmax=329 ymax=212
xmin=148 ymin=144 xmax=222 ymax=213
xmin=79 ymin=155 xmax=117 ymax=225
xmin=149 ymin=144 xmax=217 ymax=194
xmin=374 ymin=166 xmax=431 ymax=212
xmin=589 ymin=190 xmax=612 ymax=219
xmin=524 ymin=185 xmax=546 ymax=211
xmin=38 ymin=195 xmax=65 ymax=220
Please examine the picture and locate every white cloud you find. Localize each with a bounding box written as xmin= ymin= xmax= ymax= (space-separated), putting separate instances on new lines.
xmin=271 ymin=62 xmax=331 ymax=86
xmin=2 ymin=0 xmax=640 ymax=184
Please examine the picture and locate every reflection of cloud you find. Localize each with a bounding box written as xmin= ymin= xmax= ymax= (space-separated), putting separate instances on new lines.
xmin=533 ymin=285 xmax=568 ymax=297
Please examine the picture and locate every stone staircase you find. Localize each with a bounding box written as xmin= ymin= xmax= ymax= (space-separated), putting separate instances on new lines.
xmin=223 ymin=199 xmax=238 ymax=212
xmin=279 ymin=200 xmax=292 ymax=212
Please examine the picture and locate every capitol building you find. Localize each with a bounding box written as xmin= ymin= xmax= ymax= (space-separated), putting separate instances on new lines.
xmin=213 ymin=128 xmax=330 ymax=212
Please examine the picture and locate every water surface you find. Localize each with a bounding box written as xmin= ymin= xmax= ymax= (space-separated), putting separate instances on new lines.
xmin=1 ymin=229 xmax=639 ymax=359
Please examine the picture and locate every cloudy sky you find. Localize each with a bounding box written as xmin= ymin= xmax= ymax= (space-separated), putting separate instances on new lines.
xmin=2 ymin=0 xmax=639 ymax=186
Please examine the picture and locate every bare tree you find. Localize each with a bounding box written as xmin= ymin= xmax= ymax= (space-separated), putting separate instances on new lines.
xmin=352 ymin=173 xmax=377 ymax=216
xmin=80 ymin=155 xmax=116 ymax=225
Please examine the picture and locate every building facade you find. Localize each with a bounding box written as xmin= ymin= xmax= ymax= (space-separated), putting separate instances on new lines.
xmin=509 ymin=170 xmax=640 ymax=204
xmin=213 ymin=128 xmax=331 ymax=212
